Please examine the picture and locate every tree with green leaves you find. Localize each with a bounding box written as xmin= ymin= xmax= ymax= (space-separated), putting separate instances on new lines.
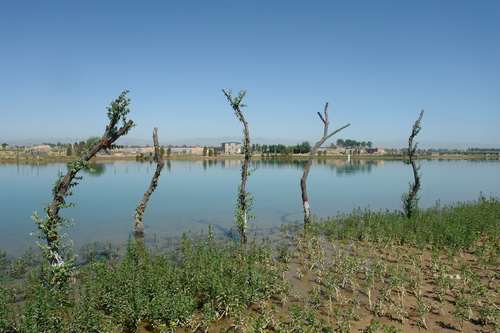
xmin=222 ymin=89 xmax=253 ymax=243
xmin=32 ymin=90 xmax=135 ymax=273
xmin=79 ymin=140 xmax=87 ymax=152
xmin=402 ymin=110 xmax=424 ymax=218
xmin=66 ymin=143 xmax=73 ymax=156
xmin=300 ymin=103 xmax=350 ymax=225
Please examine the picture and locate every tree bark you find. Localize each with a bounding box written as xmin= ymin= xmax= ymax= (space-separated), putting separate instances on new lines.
xmin=134 ymin=128 xmax=165 ymax=236
xmin=300 ymin=102 xmax=350 ymax=225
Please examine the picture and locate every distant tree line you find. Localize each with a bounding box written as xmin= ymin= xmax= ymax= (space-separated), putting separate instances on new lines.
xmin=332 ymin=139 xmax=373 ymax=148
xmin=251 ymin=142 xmax=312 ymax=155
xmin=202 ymin=146 xmax=220 ymax=157
xmin=467 ymin=147 xmax=500 ymax=152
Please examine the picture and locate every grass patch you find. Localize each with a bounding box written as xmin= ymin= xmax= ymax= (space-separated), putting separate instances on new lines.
xmin=318 ymin=195 xmax=499 ymax=251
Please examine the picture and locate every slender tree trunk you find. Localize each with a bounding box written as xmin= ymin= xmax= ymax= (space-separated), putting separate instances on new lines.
xmin=300 ymin=102 xmax=350 ymax=225
xmin=222 ymin=89 xmax=251 ymax=243
xmin=134 ymin=128 xmax=165 ymax=236
xmin=403 ymin=109 xmax=424 ymax=218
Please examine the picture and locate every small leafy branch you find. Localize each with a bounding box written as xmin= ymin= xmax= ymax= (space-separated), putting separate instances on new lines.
xmin=402 ymin=109 xmax=424 ymax=218
xmin=133 ymin=127 xmax=165 ymax=237
xmin=300 ymin=102 xmax=350 ymax=225
xmin=222 ymin=89 xmax=252 ymax=243
xmin=32 ymin=90 xmax=135 ymax=269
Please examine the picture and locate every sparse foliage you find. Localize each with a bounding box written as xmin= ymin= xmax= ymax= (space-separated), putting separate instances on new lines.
xmin=402 ymin=110 xmax=424 ymax=218
xmin=31 ymin=90 xmax=135 ymax=273
xmin=222 ymin=89 xmax=253 ymax=243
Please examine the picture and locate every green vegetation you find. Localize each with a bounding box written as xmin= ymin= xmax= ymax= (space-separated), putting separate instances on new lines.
xmin=1 ymin=196 xmax=498 ymax=332
xmin=31 ymin=90 xmax=135 ymax=273
xmin=223 ymin=89 xmax=253 ymax=243
xmin=252 ymin=142 xmax=312 ymax=155
xmin=319 ymin=195 xmax=498 ymax=251
xmin=65 ymin=143 xmax=72 ymax=156
xmin=334 ymin=139 xmax=373 ymax=148
xmin=402 ymin=110 xmax=424 ymax=218
xmin=0 ymin=234 xmax=285 ymax=332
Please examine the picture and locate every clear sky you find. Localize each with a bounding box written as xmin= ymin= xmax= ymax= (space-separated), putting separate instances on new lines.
xmin=1 ymin=0 xmax=499 ymax=148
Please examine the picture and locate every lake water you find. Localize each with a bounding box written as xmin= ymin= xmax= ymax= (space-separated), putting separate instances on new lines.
xmin=1 ymin=158 xmax=499 ymax=256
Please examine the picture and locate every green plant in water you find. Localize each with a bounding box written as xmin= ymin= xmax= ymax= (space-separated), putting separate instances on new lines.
xmin=30 ymin=90 xmax=135 ymax=280
xmin=402 ymin=109 xmax=424 ymax=218
xmin=222 ymin=89 xmax=253 ymax=243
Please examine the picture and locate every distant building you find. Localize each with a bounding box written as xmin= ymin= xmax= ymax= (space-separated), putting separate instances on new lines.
xmin=365 ymin=148 xmax=387 ymax=155
xmin=330 ymin=147 xmax=348 ymax=155
xmin=222 ymin=142 xmax=241 ymax=154
xmin=188 ymin=146 xmax=204 ymax=155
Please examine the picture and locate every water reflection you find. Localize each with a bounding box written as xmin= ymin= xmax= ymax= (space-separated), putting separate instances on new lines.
xmin=333 ymin=160 xmax=385 ymax=176
xmin=82 ymin=162 xmax=106 ymax=176
xmin=252 ymin=158 xmax=386 ymax=176
xmin=193 ymin=158 xmax=388 ymax=176
xmin=1 ymin=159 xmax=499 ymax=257
xmin=67 ymin=158 xmax=388 ymax=177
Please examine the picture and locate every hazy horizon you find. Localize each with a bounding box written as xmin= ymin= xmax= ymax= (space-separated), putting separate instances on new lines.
xmin=2 ymin=135 xmax=498 ymax=151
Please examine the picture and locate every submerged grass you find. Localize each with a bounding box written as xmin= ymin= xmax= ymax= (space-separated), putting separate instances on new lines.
xmin=0 ymin=232 xmax=287 ymax=332
xmin=0 ymin=196 xmax=498 ymax=332
xmin=319 ymin=195 xmax=499 ymax=251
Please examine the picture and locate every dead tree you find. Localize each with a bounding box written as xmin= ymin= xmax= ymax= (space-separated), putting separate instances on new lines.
xmin=32 ymin=91 xmax=134 ymax=267
xmin=403 ymin=109 xmax=424 ymax=218
xmin=300 ymin=102 xmax=350 ymax=225
xmin=133 ymin=127 xmax=165 ymax=236
xmin=222 ymin=89 xmax=251 ymax=243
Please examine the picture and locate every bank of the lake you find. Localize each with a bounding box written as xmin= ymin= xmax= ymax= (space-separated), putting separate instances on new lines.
xmin=0 ymin=152 xmax=497 ymax=165
xmin=0 ymin=197 xmax=498 ymax=333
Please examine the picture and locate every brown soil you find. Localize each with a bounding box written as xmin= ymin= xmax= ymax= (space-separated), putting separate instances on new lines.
xmin=156 ymin=238 xmax=498 ymax=333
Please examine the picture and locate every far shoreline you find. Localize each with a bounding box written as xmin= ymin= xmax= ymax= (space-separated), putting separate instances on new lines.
xmin=0 ymin=152 xmax=497 ymax=165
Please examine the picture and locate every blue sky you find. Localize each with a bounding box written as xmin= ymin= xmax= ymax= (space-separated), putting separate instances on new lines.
xmin=1 ymin=1 xmax=499 ymax=148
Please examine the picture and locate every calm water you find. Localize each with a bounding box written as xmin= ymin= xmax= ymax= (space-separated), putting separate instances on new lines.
xmin=1 ymin=158 xmax=499 ymax=256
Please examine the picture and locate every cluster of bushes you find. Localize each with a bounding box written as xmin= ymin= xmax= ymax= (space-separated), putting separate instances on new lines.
xmin=0 ymin=233 xmax=286 ymax=332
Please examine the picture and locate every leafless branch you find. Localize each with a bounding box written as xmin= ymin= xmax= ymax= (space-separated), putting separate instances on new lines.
xmin=300 ymin=102 xmax=350 ymax=225
xmin=134 ymin=128 xmax=165 ymax=236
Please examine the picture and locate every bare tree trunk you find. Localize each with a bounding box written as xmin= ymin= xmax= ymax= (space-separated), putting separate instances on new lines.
xmin=43 ymin=92 xmax=134 ymax=266
xmin=300 ymin=102 xmax=350 ymax=225
xmin=134 ymin=127 xmax=165 ymax=236
xmin=222 ymin=89 xmax=251 ymax=244
xmin=403 ymin=109 xmax=424 ymax=218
